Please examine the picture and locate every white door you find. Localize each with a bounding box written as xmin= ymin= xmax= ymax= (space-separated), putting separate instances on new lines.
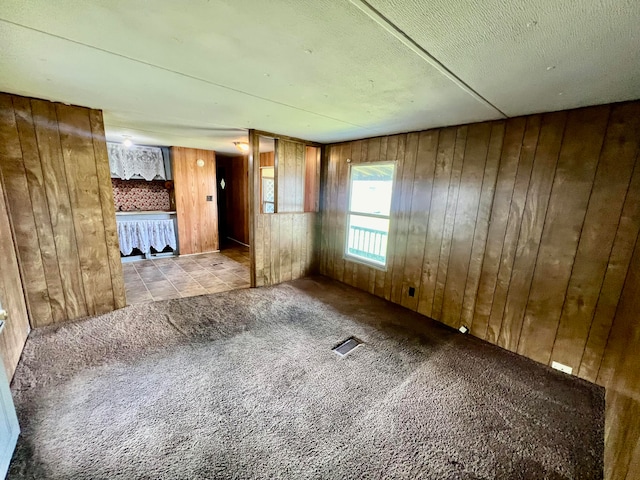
xmin=0 ymin=309 xmax=20 ymax=478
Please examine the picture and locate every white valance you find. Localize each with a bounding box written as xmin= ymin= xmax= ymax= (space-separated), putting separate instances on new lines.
xmin=117 ymin=220 xmax=177 ymax=255
xmin=108 ymin=142 xmax=166 ymax=181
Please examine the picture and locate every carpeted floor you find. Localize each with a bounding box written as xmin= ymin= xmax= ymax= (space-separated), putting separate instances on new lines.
xmin=8 ymin=277 xmax=603 ymax=480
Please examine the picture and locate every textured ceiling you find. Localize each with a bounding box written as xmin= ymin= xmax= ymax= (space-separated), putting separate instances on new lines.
xmin=0 ymin=0 xmax=637 ymax=153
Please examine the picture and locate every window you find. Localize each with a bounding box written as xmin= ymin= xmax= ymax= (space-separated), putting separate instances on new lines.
xmin=261 ymin=167 xmax=275 ymax=213
xmin=345 ymin=162 xmax=395 ymax=268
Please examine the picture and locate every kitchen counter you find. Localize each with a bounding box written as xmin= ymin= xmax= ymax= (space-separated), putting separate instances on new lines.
xmin=116 ymin=211 xmax=176 ymax=215
xmin=116 ymin=211 xmax=176 ymax=221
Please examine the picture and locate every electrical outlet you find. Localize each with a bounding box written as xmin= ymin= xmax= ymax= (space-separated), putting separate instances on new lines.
xmin=206 ymin=195 xmax=213 ymax=201
xmin=408 ymin=287 xmax=415 ymax=297
xmin=551 ymin=361 xmax=573 ymax=375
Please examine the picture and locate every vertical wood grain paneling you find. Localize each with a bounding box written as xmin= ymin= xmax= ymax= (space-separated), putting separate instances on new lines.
xmin=469 ymin=118 xmax=525 ymax=338
xmin=277 ymin=140 xmax=305 ymax=213
xmin=551 ymin=103 xmax=640 ymax=372
xmin=333 ymin=143 xmax=351 ymax=284
xmin=432 ymin=126 xmax=467 ymax=319
xmin=0 ymin=141 xmax=30 ymax=380
xmin=580 ymin=161 xmax=640 ymax=383
xmin=342 ymin=141 xmax=363 ymax=288
xmin=319 ymin=101 xmax=640 ymax=480
xmin=254 ymin=214 xmax=264 ymax=287
xmin=254 ymin=213 xmax=317 ymax=286
xmin=89 ymin=109 xmax=126 ymax=310
xmin=30 ymin=99 xmax=88 ymax=320
xmin=459 ymin=122 xmax=505 ymax=329
xmin=400 ymin=130 xmax=438 ymax=311
xmin=600 ymin=233 xmax=640 ymax=480
xmin=0 ymin=93 xmax=124 ymax=327
xmin=260 ymin=151 xmax=275 ymax=167
xmin=390 ymin=133 xmax=418 ymax=304
xmin=441 ymin=123 xmax=492 ymax=327
xmin=518 ymin=105 xmax=610 ymax=364
xmin=172 ymin=147 xmax=218 ymax=255
xmin=495 ymin=113 xmax=560 ymax=349
xmin=483 ymin=116 xmax=540 ymax=344
xmin=12 ymin=96 xmax=67 ymax=323
xmin=57 ymin=103 xmax=115 ymax=316
xmin=304 ymin=146 xmax=320 ymax=212
xmin=0 ymin=93 xmax=53 ymax=326
xmin=416 ymin=127 xmax=456 ymax=317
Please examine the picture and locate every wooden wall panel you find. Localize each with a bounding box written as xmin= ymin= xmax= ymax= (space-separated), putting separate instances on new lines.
xmin=432 ymin=126 xmax=467 ymax=319
xmin=494 ymin=113 xmax=561 ymax=350
xmin=469 ymin=117 xmax=527 ymax=339
xmin=277 ymin=140 xmax=305 ymax=213
xmin=255 ymin=213 xmax=317 ymax=286
xmin=551 ymin=103 xmax=640 ymax=373
xmin=304 ymin=146 xmax=320 ymax=212
xmin=441 ymin=123 xmax=492 ymax=327
xmin=518 ymin=105 xmax=610 ymax=364
xmin=600 ymin=233 xmax=640 ymax=480
xmin=57 ymin=104 xmax=116 ymax=316
xmin=260 ymin=151 xmax=275 ymax=167
xmin=12 ymin=97 xmax=67 ymax=323
xmin=30 ymin=99 xmax=87 ymax=320
xmin=0 ymin=92 xmax=124 ymax=328
xmin=0 ymin=94 xmax=52 ymax=325
xmin=319 ymin=100 xmax=640 ymax=480
xmin=0 ymin=135 xmax=30 ymax=380
xmin=172 ymin=147 xmax=218 ymax=255
xmin=89 ymin=110 xmax=126 ymax=310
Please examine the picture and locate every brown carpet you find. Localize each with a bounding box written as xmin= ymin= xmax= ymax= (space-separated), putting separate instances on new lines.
xmin=8 ymin=277 xmax=603 ymax=479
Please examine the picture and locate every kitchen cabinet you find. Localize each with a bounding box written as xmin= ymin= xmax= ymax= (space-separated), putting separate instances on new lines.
xmin=108 ymin=142 xmax=167 ymax=180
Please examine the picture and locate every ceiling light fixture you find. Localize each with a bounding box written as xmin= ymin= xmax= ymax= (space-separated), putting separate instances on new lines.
xmin=123 ymin=136 xmax=133 ymax=148
xmin=234 ymin=142 xmax=250 ymax=153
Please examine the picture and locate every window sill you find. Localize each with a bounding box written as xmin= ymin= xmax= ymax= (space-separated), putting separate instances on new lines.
xmin=343 ymin=254 xmax=388 ymax=272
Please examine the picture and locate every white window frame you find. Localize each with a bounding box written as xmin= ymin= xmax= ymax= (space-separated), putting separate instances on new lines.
xmin=343 ymin=161 xmax=396 ymax=270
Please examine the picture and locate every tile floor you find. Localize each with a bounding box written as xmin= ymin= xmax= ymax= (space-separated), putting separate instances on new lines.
xmin=122 ymin=245 xmax=250 ymax=305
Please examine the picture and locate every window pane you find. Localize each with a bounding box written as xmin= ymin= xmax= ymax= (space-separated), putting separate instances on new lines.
xmin=264 ymin=202 xmax=275 ymax=213
xmin=262 ymin=178 xmax=275 ymax=202
xmin=349 ymin=164 xmax=394 ymax=216
xmin=346 ymin=214 xmax=389 ymax=265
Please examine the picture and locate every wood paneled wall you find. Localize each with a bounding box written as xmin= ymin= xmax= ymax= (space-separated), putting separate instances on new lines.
xmin=602 ymin=232 xmax=640 ymax=480
xmin=260 ymin=151 xmax=275 ymax=167
xmin=0 ymin=93 xmax=125 ymax=328
xmin=304 ymin=146 xmax=320 ymax=212
xmin=320 ymin=101 xmax=640 ymax=480
xmin=0 ymin=177 xmax=30 ymax=379
xmin=277 ymin=140 xmax=305 ymax=213
xmin=254 ymin=213 xmax=318 ymax=287
xmin=172 ymin=147 xmax=219 ymax=255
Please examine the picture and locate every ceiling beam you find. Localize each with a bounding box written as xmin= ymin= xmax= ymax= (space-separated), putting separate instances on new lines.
xmin=347 ymin=0 xmax=508 ymax=119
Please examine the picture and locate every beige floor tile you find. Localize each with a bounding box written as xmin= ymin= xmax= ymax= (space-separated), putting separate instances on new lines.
xmin=207 ymin=284 xmax=233 ymax=294
xmin=179 ymin=263 xmax=206 ymax=273
xmin=197 ymin=276 xmax=225 ymax=288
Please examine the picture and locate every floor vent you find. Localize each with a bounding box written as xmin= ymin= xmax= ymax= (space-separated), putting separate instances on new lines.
xmin=332 ymin=337 xmax=362 ymax=357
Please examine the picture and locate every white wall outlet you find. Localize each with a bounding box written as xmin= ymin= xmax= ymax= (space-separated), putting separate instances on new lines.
xmin=458 ymin=325 xmax=469 ymax=334
xmin=551 ymin=361 xmax=573 ymax=375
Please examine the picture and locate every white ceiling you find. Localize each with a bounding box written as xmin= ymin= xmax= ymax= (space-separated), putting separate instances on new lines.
xmin=0 ymin=0 xmax=638 ymax=154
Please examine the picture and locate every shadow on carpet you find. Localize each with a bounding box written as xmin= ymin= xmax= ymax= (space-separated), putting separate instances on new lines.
xmin=8 ymin=276 xmax=603 ymax=479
